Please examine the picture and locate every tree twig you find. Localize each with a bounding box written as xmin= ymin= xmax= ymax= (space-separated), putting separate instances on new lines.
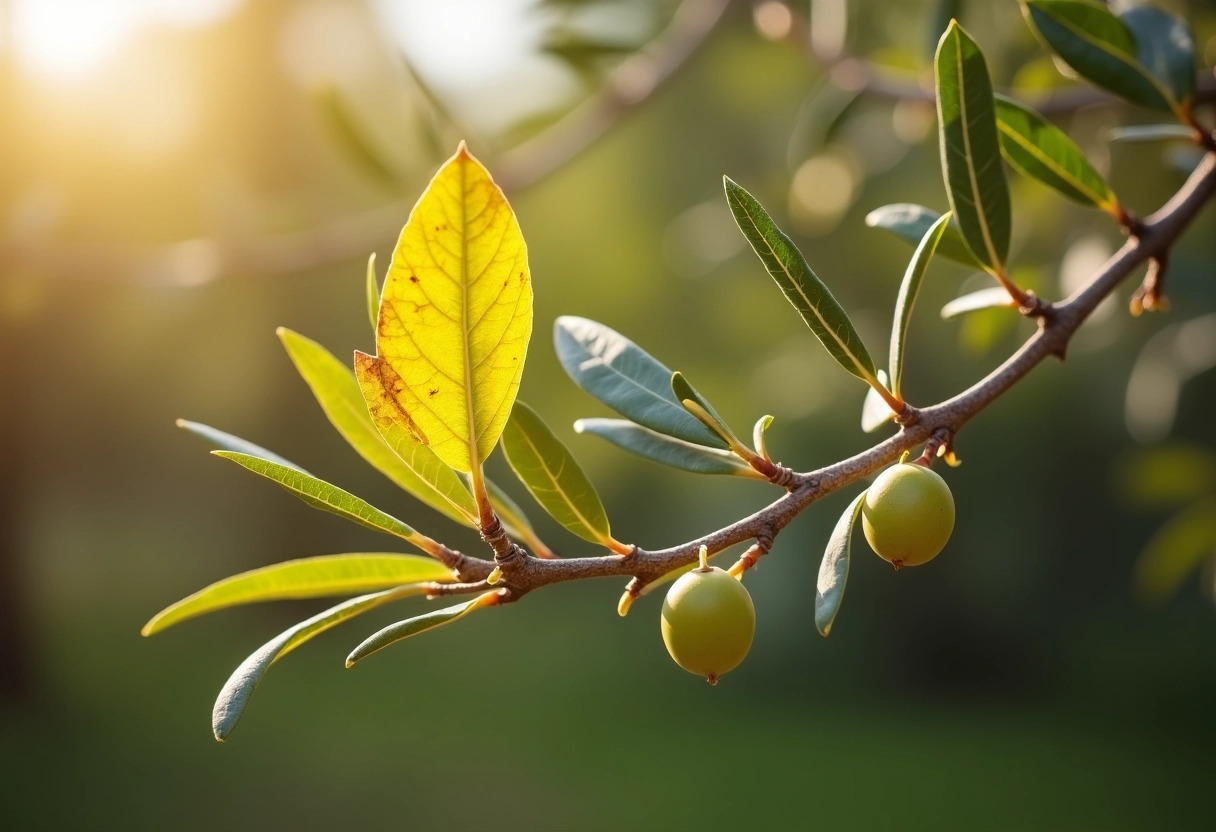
xmin=438 ymin=148 xmax=1216 ymax=601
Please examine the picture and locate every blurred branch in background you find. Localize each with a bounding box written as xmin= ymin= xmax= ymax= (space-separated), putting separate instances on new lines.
xmin=0 ymin=0 xmax=734 ymax=286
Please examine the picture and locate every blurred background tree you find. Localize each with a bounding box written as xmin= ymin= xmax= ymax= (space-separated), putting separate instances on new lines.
xmin=1 ymin=0 xmax=1215 ymax=828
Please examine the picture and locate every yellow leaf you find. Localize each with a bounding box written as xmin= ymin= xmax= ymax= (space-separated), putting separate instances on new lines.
xmin=357 ymin=143 xmax=532 ymax=476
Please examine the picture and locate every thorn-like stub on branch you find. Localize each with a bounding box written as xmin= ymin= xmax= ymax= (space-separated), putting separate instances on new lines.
xmin=1130 ymin=254 xmax=1169 ymax=317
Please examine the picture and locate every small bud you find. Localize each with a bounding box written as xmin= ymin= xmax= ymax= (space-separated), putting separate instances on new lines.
xmin=486 ymin=566 xmax=503 ymax=585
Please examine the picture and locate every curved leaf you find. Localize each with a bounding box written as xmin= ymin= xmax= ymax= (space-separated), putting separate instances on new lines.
xmin=890 ymin=212 xmax=951 ymax=397
xmin=212 ymin=451 xmax=426 ymax=547
xmin=941 ymin=287 xmax=1017 ymax=319
xmin=213 ymin=584 xmax=426 ymax=741
xmin=994 ymin=96 xmax=1117 ymax=212
xmin=280 ymin=328 xmax=478 ymax=526
xmin=1107 ymin=123 xmax=1195 ymax=143
xmin=815 ymin=491 xmax=867 ymax=636
xmin=1022 ymin=0 xmax=1176 ymax=112
xmin=865 ymin=203 xmax=982 ymax=268
xmin=554 ymin=316 xmax=725 ymax=447
xmin=671 ymin=371 xmax=739 ymax=448
xmin=1118 ymin=5 xmax=1194 ymax=106
xmin=345 ymin=591 xmax=499 ymax=666
xmin=366 ymin=253 xmax=380 ymax=335
xmin=359 ymin=143 xmax=532 ymax=474
xmin=935 ymin=21 xmax=1011 ymax=272
xmin=142 ymin=553 xmax=454 ymax=636
xmin=861 ymin=369 xmax=896 ymax=433
xmin=501 ymin=402 xmax=616 ymax=547
xmin=574 ymin=418 xmax=761 ymax=477
xmin=752 ymin=415 xmax=774 ymax=462
xmin=724 ymin=176 xmax=878 ymax=384
xmin=176 ymin=419 xmax=304 ymax=473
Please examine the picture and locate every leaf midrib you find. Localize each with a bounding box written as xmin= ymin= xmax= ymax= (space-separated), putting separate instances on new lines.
xmin=996 ymin=117 xmax=1111 ymax=209
xmin=953 ymin=33 xmax=1003 ymax=272
xmin=513 ymin=422 xmax=605 ymax=541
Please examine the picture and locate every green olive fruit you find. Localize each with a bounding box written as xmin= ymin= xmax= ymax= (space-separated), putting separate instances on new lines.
xmin=661 ymin=566 xmax=755 ymax=684
xmin=862 ymin=462 xmax=955 ymax=568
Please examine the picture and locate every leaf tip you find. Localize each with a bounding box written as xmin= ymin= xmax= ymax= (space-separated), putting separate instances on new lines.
xmin=455 ymin=139 xmax=471 ymax=160
xmin=174 ymin=418 xmax=187 ymax=429
xmin=572 ymin=419 xmax=588 ymax=434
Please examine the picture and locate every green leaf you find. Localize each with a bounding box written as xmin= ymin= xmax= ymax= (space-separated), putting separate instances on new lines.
xmin=1022 ymin=1 xmax=1176 ymax=112
xmin=941 ymin=287 xmax=1017 ymax=319
xmin=724 ymin=176 xmax=879 ymax=384
xmin=574 ymin=418 xmax=762 ymax=478
xmin=1115 ymin=444 xmax=1216 ymax=509
xmin=315 ymin=86 xmax=402 ymax=186
xmin=142 ymin=553 xmax=454 ymax=636
xmin=366 ymin=253 xmax=380 ymax=335
xmin=176 ymin=419 xmax=305 ymax=473
xmin=752 ymin=415 xmax=774 ymax=462
xmin=213 ymin=584 xmax=425 ymax=741
xmin=279 ymin=328 xmax=478 ymax=527
xmin=815 ymin=491 xmax=866 ymax=636
xmin=554 ymin=316 xmax=726 ymax=448
xmin=861 ymin=369 xmax=896 ymax=433
xmin=1107 ymin=123 xmax=1196 ymax=143
xmin=935 ymin=21 xmax=1011 ymax=272
xmin=671 ymin=371 xmax=740 ymax=448
xmin=890 ymin=212 xmax=951 ymax=397
xmin=345 ymin=592 xmax=499 ymax=666
xmin=994 ymin=96 xmax=1117 ymax=212
xmin=1133 ymin=498 xmax=1216 ymax=604
xmin=501 ymin=401 xmax=617 ymax=548
xmin=865 ymin=204 xmax=983 ymax=268
xmin=212 ymin=451 xmax=426 ymax=546
xmin=1118 ymin=5 xmax=1195 ymax=106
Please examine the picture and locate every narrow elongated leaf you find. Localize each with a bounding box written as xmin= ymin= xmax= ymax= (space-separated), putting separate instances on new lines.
xmin=213 ymin=584 xmax=425 ymax=740
xmin=176 ymin=419 xmax=304 ymax=472
xmin=724 ymin=176 xmax=878 ymax=384
xmin=815 ymin=491 xmax=866 ymax=636
xmin=345 ymin=591 xmax=499 ymax=666
xmin=862 ymin=369 xmax=896 ymax=433
xmin=935 ymin=21 xmax=1011 ymax=272
xmin=358 ymin=143 xmax=532 ymax=474
xmin=142 ymin=554 xmax=454 ymax=636
xmin=671 ymin=371 xmax=738 ymax=447
xmin=1022 ymin=0 xmax=1176 ymax=112
xmin=1107 ymin=123 xmax=1195 ymax=143
xmin=941 ymin=287 xmax=1017 ymax=319
xmin=865 ymin=204 xmax=983 ymax=268
xmin=280 ymin=328 xmax=478 ymax=526
xmin=212 ymin=451 xmax=425 ymax=546
xmin=501 ymin=402 xmax=616 ymax=547
xmin=1133 ymin=498 xmax=1216 ymax=604
xmin=366 ymin=253 xmax=380 ymax=334
xmin=554 ymin=316 xmax=725 ymax=447
xmin=752 ymin=415 xmax=774 ymax=461
xmin=994 ymin=96 xmax=1117 ymax=212
xmin=1118 ymin=5 xmax=1195 ymax=105
xmin=890 ymin=213 xmax=950 ymax=397
xmin=574 ymin=418 xmax=762 ymax=477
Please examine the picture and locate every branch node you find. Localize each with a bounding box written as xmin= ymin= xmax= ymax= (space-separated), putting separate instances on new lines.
xmin=727 ymin=526 xmax=776 ymax=577
xmin=766 ymin=462 xmax=799 ymax=490
xmin=1129 ymin=253 xmax=1169 ymax=317
xmin=893 ymin=404 xmax=919 ymax=427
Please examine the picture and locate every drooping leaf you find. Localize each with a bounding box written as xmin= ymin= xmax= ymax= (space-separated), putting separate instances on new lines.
xmin=212 ymin=451 xmax=426 ymax=547
xmin=574 ymin=418 xmax=762 ymax=478
xmin=1107 ymin=123 xmax=1195 ymax=143
xmin=345 ymin=591 xmax=499 ymax=666
xmin=941 ymin=287 xmax=1018 ymax=319
xmin=1118 ymin=5 xmax=1195 ymax=106
xmin=815 ymin=491 xmax=867 ymax=636
xmin=1022 ymin=0 xmax=1176 ymax=112
xmin=176 ymin=419 xmax=304 ymax=472
xmin=142 ymin=554 xmax=454 ymax=636
xmin=280 ymin=328 xmax=478 ymax=526
xmin=213 ymin=584 xmax=426 ymax=741
xmin=501 ymin=401 xmax=617 ymax=547
xmin=935 ymin=21 xmax=1011 ymax=272
xmin=864 ymin=203 xmax=983 ymax=268
xmin=554 ymin=316 xmax=725 ymax=447
xmin=862 ymin=369 xmax=896 ymax=433
xmin=890 ymin=212 xmax=951 ymax=397
xmin=366 ymin=253 xmax=380 ymax=335
xmin=1133 ymin=498 xmax=1216 ymax=604
xmin=358 ymin=143 xmax=532 ymax=474
xmin=671 ymin=371 xmax=739 ymax=448
xmin=724 ymin=176 xmax=879 ymax=385
xmin=994 ymin=96 xmax=1117 ymax=212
